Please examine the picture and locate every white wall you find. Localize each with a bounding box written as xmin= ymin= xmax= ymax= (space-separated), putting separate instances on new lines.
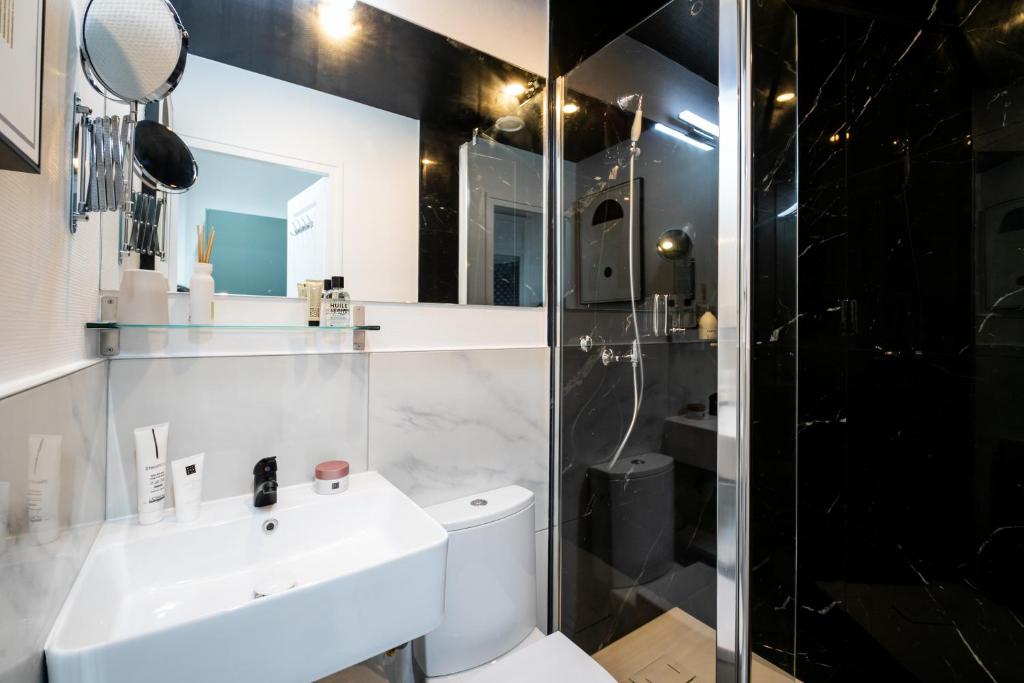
xmin=362 ymin=0 xmax=547 ymax=75
xmin=0 ymin=0 xmax=101 ymax=394
xmin=162 ymin=56 xmax=421 ymax=304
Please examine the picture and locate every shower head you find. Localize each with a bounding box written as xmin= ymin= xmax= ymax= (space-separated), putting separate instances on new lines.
xmin=615 ymin=94 xmax=644 ymax=145
xmin=616 ymin=93 xmax=643 ymax=112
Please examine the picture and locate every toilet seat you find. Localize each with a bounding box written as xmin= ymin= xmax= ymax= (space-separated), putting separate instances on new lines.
xmin=465 ymin=632 xmax=614 ymax=682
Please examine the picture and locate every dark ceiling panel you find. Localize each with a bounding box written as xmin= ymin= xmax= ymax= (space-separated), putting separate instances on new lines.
xmin=549 ymin=0 xmax=670 ymax=78
xmin=171 ymin=0 xmax=543 ymax=141
xmin=627 ymin=0 xmax=718 ymax=85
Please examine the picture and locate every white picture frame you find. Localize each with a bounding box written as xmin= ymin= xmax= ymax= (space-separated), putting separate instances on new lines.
xmin=0 ymin=0 xmax=45 ymax=173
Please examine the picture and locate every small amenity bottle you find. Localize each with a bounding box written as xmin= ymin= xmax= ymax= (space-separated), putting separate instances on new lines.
xmin=325 ymin=275 xmax=351 ymax=327
xmin=698 ymin=309 xmax=717 ymax=340
xmin=319 ymin=278 xmax=332 ymax=325
xmin=189 ymin=262 xmax=215 ymax=324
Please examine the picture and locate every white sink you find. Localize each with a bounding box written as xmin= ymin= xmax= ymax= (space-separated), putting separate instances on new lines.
xmin=45 ymin=472 xmax=448 ymax=683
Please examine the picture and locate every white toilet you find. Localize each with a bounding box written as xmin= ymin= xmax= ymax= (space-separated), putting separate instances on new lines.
xmin=413 ymin=486 xmax=614 ymax=682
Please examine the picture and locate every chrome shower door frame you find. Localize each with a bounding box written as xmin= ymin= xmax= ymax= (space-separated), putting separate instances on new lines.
xmin=717 ymin=0 xmax=753 ymax=681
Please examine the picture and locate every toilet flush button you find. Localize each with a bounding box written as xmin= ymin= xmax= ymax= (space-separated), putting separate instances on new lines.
xmin=471 ymin=499 xmax=488 ymax=507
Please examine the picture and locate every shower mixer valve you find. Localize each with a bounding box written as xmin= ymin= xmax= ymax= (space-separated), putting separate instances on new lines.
xmin=600 ymin=340 xmax=642 ymax=367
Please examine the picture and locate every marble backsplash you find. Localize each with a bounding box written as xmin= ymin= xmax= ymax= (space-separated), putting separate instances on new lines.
xmin=0 ymin=362 xmax=107 ymax=683
xmin=106 ymin=348 xmax=550 ymax=528
xmin=106 ymin=354 xmax=370 ymax=519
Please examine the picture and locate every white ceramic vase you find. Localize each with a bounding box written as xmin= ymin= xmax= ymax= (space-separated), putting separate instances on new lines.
xmin=189 ymin=262 xmax=215 ymax=324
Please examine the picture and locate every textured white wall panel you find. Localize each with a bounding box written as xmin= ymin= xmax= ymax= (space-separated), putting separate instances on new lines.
xmin=0 ymin=0 xmax=100 ymax=388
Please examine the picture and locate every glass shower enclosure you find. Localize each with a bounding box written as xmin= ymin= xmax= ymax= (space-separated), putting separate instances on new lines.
xmin=549 ymin=0 xmax=797 ymax=680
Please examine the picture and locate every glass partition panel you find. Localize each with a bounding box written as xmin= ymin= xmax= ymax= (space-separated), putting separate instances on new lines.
xmin=553 ymin=2 xmax=725 ymax=678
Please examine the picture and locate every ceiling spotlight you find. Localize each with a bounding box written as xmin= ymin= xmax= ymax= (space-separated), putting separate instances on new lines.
xmin=775 ymin=92 xmax=796 ymax=103
xmin=319 ymin=0 xmax=358 ymax=39
xmin=495 ymin=115 xmax=525 ymax=132
xmin=562 ymin=103 xmax=579 ymax=114
xmin=503 ymin=82 xmax=526 ymax=97
xmin=420 ymin=158 xmax=436 ymax=166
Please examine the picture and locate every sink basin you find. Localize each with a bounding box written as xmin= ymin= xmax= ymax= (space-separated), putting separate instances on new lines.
xmin=45 ymin=472 xmax=448 ymax=683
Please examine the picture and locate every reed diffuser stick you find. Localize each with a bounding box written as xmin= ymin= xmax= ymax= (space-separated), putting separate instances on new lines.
xmin=206 ymin=227 xmax=215 ymax=264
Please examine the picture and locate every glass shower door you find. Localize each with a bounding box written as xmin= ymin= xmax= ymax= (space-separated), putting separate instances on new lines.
xmin=551 ymin=0 xmax=724 ymax=678
xmin=550 ymin=0 xmax=798 ymax=680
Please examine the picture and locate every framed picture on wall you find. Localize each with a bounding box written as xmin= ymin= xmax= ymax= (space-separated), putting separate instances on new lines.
xmin=0 ymin=0 xmax=45 ymax=174
xmin=575 ymin=178 xmax=644 ymax=305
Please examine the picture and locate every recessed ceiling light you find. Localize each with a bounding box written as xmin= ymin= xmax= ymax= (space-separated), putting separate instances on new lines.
xmin=678 ymin=110 xmax=719 ymax=137
xmin=503 ymin=83 xmax=526 ymax=97
xmin=319 ymin=0 xmax=358 ymax=39
xmin=562 ymin=103 xmax=579 ymax=114
xmin=775 ymin=92 xmax=796 ymax=103
xmin=495 ymin=115 xmax=525 ymax=132
xmin=421 ymin=158 xmax=436 ymax=165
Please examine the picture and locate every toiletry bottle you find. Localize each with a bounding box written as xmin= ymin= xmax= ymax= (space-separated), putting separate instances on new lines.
xmin=134 ymin=423 xmax=168 ymax=525
xmin=27 ymin=435 xmax=62 ymax=543
xmin=319 ymin=278 xmax=332 ymax=326
xmin=171 ymin=453 xmax=205 ymax=523
xmin=699 ymin=309 xmax=718 ymax=340
xmin=305 ymin=279 xmax=324 ymax=326
xmin=327 ymin=275 xmax=351 ymax=327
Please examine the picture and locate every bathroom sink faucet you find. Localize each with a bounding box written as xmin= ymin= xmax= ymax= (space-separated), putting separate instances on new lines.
xmin=253 ymin=456 xmax=278 ymax=508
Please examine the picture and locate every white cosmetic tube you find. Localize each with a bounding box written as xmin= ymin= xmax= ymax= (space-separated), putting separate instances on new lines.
xmin=27 ymin=435 xmax=62 ymax=544
xmin=170 ymin=453 xmax=204 ymax=523
xmin=134 ymin=423 xmax=168 ymax=525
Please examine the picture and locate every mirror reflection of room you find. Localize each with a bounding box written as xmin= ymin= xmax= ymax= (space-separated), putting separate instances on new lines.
xmin=97 ymin=0 xmax=547 ymax=309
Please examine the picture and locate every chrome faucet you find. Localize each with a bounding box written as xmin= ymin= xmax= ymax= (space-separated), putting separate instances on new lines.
xmin=601 ymin=339 xmax=642 ymax=367
xmin=253 ymin=456 xmax=278 ymax=508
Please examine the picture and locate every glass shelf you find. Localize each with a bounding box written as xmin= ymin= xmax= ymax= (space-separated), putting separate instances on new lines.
xmin=86 ymin=322 xmax=381 ymax=332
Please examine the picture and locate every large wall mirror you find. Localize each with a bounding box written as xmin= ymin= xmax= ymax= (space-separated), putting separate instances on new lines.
xmin=98 ymin=0 xmax=545 ymax=307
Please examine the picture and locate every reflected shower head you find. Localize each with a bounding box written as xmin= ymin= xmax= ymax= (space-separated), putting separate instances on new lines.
xmin=616 ymin=93 xmax=642 ymax=112
xmin=616 ymin=94 xmax=644 ymax=145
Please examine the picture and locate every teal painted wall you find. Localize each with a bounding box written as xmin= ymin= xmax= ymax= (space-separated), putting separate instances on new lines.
xmin=205 ymin=209 xmax=287 ymax=296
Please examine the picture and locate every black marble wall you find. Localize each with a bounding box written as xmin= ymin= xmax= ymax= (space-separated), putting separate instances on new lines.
xmin=749 ymin=0 xmax=799 ymax=677
xmin=757 ymin=0 xmax=1024 ymax=679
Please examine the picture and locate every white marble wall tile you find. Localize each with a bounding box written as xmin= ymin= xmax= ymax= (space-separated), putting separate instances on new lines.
xmin=368 ymin=348 xmax=550 ymax=531
xmin=0 ymin=362 xmax=107 ymax=682
xmin=106 ymin=354 xmax=368 ymax=518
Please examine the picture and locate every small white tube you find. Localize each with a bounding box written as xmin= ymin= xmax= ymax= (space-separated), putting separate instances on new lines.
xmin=27 ymin=435 xmax=62 ymax=544
xmin=170 ymin=453 xmax=204 ymax=523
xmin=0 ymin=481 xmax=9 ymax=555
xmin=134 ymin=423 xmax=168 ymax=525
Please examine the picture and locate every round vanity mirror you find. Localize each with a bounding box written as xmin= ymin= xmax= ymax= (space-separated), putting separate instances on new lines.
xmin=656 ymin=227 xmax=694 ymax=262
xmin=81 ymin=0 xmax=189 ymax=104
xmin=133 ymin=120 xmax=198 ymax=193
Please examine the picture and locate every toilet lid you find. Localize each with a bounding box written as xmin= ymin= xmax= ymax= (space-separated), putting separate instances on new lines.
xmin=466 ymin=632 xmax=615 ymax=682
xmin=588 ymin=452 xmax=674 ymax=480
